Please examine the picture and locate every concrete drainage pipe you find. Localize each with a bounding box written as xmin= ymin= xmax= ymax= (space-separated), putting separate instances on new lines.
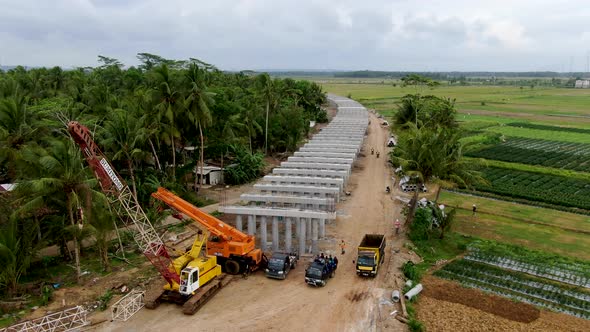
xmin=404 ymin=284 xmax=423 ymax=301
xmin=391 ymin=290 xmax=400 ymax=303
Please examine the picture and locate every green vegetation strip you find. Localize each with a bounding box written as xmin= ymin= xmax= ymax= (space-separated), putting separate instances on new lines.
xmin=507 ymin=122 xmax=590 ymax=134
xmin=466 ymin=137 xmax=590 ymax=173
xmin=466 ymin=157 xmax=590 ymax=182
xmin=485 ymin=126 xmax=590 ymax=144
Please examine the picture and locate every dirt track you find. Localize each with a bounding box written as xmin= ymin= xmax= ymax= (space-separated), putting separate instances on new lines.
xmin=95 ymin=113 xmax=408 ymax=332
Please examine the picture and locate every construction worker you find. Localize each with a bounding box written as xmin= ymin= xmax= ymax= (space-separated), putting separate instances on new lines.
xmin=371 ymin=147 xmax=374 ymax=155
xmin=340 ymin=240 xmax=346 ymax=255
xmin=472 ymin=204 xmax=477 ymax=217
xmin=395 ymin=219 xmax=401 ymax=235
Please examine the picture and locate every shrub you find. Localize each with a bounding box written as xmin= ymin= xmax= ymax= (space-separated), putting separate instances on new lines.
xmin=225 ymin=146 xmax=265 ymax=185
xmin=402 ymin=261 xmax=420 ymax=281
xmin=315 ymin=109 xmax=328 ymax=123
xmin=409 ymin=208 xmax=432 ymax=241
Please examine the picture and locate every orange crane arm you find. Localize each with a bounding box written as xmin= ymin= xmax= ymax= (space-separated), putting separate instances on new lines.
xmin=151 ymin=187 xmax=252 ymax=243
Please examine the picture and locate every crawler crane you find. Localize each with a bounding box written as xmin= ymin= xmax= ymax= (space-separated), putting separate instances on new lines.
xmin=67 ymin=121 xmax=225 ymax=314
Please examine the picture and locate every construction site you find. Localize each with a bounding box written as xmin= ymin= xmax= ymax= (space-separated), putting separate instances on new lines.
xmin=4 ymin=93 xmax=590 ymax=332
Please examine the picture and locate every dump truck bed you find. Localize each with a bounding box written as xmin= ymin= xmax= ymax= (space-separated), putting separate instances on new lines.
xmin=359 ymin=234 xmax=385 ymax=248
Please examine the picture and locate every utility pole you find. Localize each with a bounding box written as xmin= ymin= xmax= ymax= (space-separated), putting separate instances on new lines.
xmin=586 ymin=51 xmax=589 ymax=76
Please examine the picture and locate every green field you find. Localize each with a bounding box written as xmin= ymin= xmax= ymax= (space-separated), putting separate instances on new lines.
xmin=321 ymin=82 xmax=590 ymax=127
xmin=439 ymin=191 xmax=590 ymax=260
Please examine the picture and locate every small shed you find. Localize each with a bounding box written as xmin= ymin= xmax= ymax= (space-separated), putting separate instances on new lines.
xmin=195 ymin=166 xmax=225 ymax=185
xmin=0 ymin=183 xmax=15 ymax=193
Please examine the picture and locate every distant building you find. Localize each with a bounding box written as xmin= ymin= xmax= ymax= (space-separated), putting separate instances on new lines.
xmin=574 ymin=80 xmax=590 ymax=88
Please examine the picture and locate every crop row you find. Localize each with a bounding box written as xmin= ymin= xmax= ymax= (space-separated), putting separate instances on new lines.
xmin=435 ymin=260 xmax=590 ymax=319
xmin=474 ymin=167 xmax=590 ymax=210
xmin=467 ymin=137 xmax=590 ymax=172
xmin=466 ymin=241 xmax=590 ymax=288
xmin=507 ymin=122 xmax=590 ymax=135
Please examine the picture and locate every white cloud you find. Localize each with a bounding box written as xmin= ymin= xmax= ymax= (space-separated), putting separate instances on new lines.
xmin=0 ymin=0 xmax=589 ymax=71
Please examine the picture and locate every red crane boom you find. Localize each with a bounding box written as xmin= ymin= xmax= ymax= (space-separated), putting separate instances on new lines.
xmin=67 ymin=121 xmax=179 ymax=285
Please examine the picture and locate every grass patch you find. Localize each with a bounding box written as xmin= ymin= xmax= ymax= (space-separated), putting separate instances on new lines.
xmin=441 ymin=194 xmax=590 ymax=260
xmin=405 ymin=233 xmax=474 ymax=282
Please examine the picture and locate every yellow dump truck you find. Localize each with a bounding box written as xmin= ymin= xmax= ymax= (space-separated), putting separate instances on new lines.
xmin=356 ymin=234 xmax=386 ymax=277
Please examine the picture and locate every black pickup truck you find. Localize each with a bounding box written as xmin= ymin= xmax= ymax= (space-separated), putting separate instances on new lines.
xmin=304 ymin=258 xmax=337 ymax=287
xmin=265 ymin=252 xmax=298 ymax=280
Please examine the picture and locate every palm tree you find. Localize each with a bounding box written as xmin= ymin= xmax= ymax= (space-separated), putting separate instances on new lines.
xmin=257 ymin=73 xmax=280 ymax=155
xmin=240 ymin=100 xmax=263 ymax=154
xmin=395 ymin=94 xmax=422 ymax=128
xmin=0 ymin=95 xmax=37 ymax=180
xmin=433 ymin=129 xmax=487 ymax=203
xmin=391 ymin=124 xmax=445 ymax=223
xmin=130 ymin=87 xmax=163 ymax=171
xmin=152 ymin=64 xmax=182 ymax=179
xmin=100 ymin=108 xmax=149 ymax=198
xmin=16 ymin=140 xmax=99 ymax=283
xmin=184 ymin=63 xmax=214 ymax=190
xmin=0 ymin=218 xmax=42 ymax=296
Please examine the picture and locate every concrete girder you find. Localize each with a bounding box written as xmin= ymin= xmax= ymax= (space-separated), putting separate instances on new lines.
xmin=254 ymin=183 xmax=341 ymax=200
xmin=299 ymin=147 xmax=358 ymax=154
xmin=240 ymin=193 xmax=335 ymax=207
xmin=280 ymin=162 xmax=351 ymax=172
xmin=311 ymin=136 xmax=363 ymax=142
xmin=294 ymin=152 xmax=356 ymax=159
xmin=263 ymin=175 xmax=344 ymax=188
xmin=308 ymin=140 xmax=362 ymax=146
xmin=219 ymin=206 xmax=336 ymax=219
xmin=287 ymin=156 xmax=354 ymax=165
xmin=304 ymin=142 xmax=360 ymax=148
xmin=272 ymin=168 xmax=348 ymax=179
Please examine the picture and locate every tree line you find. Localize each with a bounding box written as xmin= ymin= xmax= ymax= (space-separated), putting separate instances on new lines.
xmin=0 ymin=53 xmax=327 ymax=296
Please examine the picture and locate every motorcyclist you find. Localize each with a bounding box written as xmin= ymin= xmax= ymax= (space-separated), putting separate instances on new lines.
xmin=386 ymin=186 xmax=390 ymax=193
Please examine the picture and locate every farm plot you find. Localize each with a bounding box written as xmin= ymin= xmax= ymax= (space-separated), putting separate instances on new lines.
xmin=434 ymin=260 xmax=590 ymax=319
xmin=507 ymin=122 xmax=590 ymax=135
xmin=467 ymin=137 xmax=590 ymax=172
xmin=464 ymin=241 xmax=590 ymax=289
xmin=474 ymin=167 xmax=590 ymax=210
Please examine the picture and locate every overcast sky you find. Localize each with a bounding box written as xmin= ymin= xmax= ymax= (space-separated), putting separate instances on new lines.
xmin=1 ymin=0 xmax=589 ymax=71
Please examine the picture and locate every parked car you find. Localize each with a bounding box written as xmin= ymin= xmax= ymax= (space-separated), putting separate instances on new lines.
xmin=265 ymin=252 xmax=298 ymax=280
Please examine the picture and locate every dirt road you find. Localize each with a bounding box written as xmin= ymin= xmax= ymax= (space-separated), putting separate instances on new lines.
xmin=97 ymin=113 xmax=408 ymax=332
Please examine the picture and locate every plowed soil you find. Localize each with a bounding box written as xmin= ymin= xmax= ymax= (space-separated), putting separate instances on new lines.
xmin=418 ymin=275 xmax=590 ymax=332
xmin=421 ymin=275 xmax=540 ymax=323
